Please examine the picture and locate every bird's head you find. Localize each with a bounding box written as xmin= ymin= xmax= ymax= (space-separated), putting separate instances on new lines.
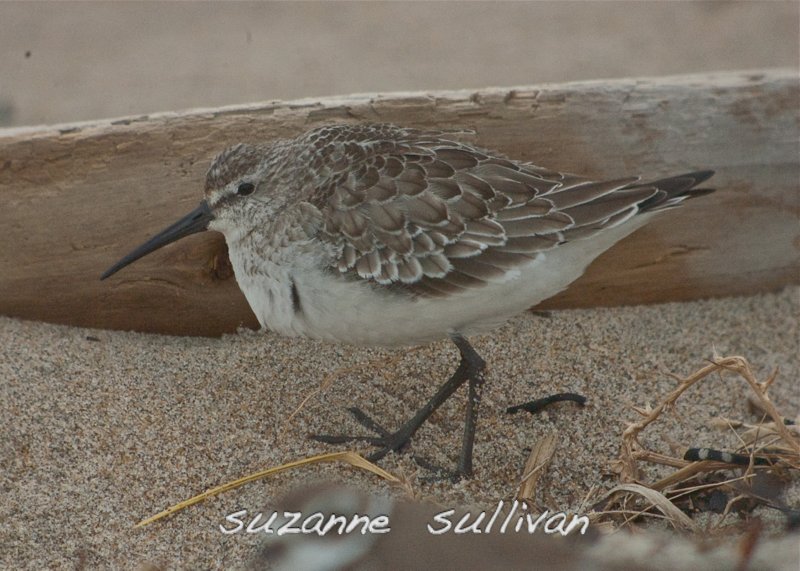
xmin=101 ymin=143 xmax=276 ymax=280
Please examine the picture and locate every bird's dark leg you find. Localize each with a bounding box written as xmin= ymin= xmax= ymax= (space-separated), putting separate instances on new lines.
xmin=452 ymin=335 xmax=486 ymax=477
xmin=311 ymin=335 xmax=486 ymax=478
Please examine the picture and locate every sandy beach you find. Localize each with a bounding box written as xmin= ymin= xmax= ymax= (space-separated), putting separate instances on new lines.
xmin=2 ymin=287 xmax=798 ymax=568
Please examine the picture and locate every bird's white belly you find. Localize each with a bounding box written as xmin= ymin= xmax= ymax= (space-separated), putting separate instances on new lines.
xmin=230 ymin=216 xmax=651 ymax=347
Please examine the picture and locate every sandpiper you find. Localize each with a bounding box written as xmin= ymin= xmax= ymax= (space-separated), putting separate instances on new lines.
xmin=102 ymin=123 xmax=714 ymax=478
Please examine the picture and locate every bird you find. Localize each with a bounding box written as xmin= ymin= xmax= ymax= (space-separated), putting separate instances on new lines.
xmin=101 ymin=123 xmax=714 ymax=479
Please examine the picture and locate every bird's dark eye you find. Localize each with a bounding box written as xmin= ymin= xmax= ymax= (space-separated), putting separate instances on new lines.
xmin=237 ymin=182 xmax=255 ymax=196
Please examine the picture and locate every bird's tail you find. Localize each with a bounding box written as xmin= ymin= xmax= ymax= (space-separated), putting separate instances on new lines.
xmin=635 ymin=170 xmax=716 ymax=212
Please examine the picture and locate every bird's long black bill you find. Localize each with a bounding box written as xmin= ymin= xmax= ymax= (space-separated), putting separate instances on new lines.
xmin=100 ymin=201 xmax=214 ymax=280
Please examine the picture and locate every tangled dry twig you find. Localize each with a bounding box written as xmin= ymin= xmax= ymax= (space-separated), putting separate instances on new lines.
xmin=597 ymin=355 xmax=798 ymax=533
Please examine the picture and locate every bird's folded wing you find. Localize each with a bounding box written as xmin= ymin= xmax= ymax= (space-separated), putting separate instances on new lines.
xmin=308 ymin=127 xmax=698 ymax=298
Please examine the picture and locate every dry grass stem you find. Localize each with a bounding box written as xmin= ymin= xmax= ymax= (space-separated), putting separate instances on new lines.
xmin=598 ymin=483 xmax=697 ymax=532
xmin=136 ymin=451 xmax=399 ymax=528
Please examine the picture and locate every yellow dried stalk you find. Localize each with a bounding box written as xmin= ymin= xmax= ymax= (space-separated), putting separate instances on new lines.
xmin=135 ymin=451 xmax=399 ymax=528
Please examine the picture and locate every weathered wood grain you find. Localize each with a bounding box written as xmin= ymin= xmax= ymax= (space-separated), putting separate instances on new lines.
xmin=0 ymin=70 xmax=797 ymax=336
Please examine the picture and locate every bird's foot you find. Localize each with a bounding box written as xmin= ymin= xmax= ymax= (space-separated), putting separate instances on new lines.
xmin=310 ymin=335 xmax=486 ymax=481
xmin=310 ymin=407 xmax=465 ymax=478
xmin=309 ymin=406 xmax=414 ymax=462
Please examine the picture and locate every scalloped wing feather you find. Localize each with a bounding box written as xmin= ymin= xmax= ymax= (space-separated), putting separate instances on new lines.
xmin=304 ymin=125 xmax=713 ymax=297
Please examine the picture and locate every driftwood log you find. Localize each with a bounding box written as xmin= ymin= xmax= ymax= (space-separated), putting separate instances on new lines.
xmin=0 ymin=70 xmax=797 ymax=336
